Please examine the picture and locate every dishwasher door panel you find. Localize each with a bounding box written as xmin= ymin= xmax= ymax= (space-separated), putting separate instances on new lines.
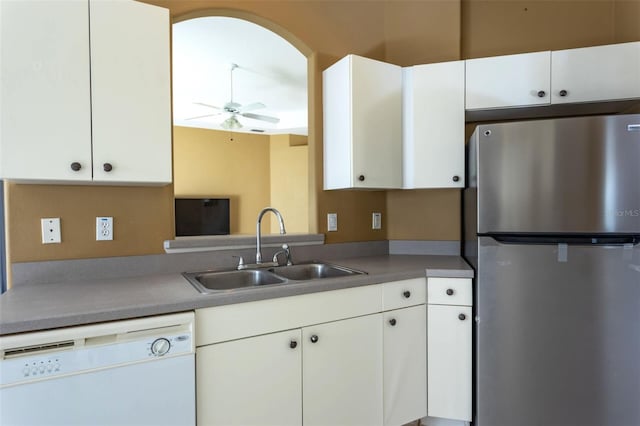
xmin=476 ymin=237 xmax=640 ymax=426
xmin=1 ymin=354 xmax=195 ymax=426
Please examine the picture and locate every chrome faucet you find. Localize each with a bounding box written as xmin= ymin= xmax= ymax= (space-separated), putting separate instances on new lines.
xmin=256 ymin=207 xmax=286 ymax=264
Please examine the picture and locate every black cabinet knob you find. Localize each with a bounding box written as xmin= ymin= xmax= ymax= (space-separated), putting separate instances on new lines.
xmin=103 ymin=163 xmax=113 ymax=172
xmin=452 ymin=175 xmax=460 ymax=182
xmin=458 ymin=313 xmax=466 ymax=321
xmin=559 ymin=90 xmax=568 ymax=97
xmin=70 ymin=162 xmax=82 ymax=172
xmin=358 ymin=175 xmax=365 ymax=182
xmin=389 ymin=318 xmax=397 ymax=326
xmin=403 ymin=291 xmax=411 ymax=298
xmin=537 ymin=90 xmax=546 ymax=98
xmin=446 ymin=288 xmax=454 ymax=296
xmin=290 ymin=340 xmax=298 ymax=349
xmin=310 ymin=335 xmax=318 ymax=343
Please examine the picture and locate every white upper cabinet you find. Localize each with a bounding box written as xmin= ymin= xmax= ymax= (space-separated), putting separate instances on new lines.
xmin=466 ymin=42 xmax=640 ymax=113
xmin=403 ymin=61 xmax=465 ymax=189
xmin=0 ymin=0 xmax=171 ymax=185
xmin=89 ymin=0 xmax=171 ymax=184
xmin=0 ymin=0 xmax=93 ymax=182
xmin=551 ymin=41 xmax=640 ymax=104
xmin=465 ymin=51 xmax=552 ymax=110
xmin=323 ymin=55 xmax=402 ymax=190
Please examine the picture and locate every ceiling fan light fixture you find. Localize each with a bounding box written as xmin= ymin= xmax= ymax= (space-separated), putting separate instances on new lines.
xmin=221 ymin=115 xmax=242 ymax=130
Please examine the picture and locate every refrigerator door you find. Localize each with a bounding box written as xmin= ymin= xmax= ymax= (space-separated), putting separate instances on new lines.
xmin=476 ymin=237 xmax=640 ymax=426
xmin=474 ymin=114 xmax=640 ymax=234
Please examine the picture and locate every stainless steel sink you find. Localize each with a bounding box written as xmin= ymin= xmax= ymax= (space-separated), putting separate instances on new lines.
xmin=183 ymin=269 xmax=287 ymax=293
xmin=184 ymin=262 xmax=366 ymax=294
xmin=268 ymin=262 xmax=366 ymax=281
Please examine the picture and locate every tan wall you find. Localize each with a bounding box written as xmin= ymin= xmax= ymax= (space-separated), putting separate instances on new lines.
xmin=173 ymin=126 xmax=271 ymax=234
xmin=461 ymin=0 xmax=622 ymax=59
xmin=614 ymin=0 xmax=640 ymax=42
xmin=6 ymin=183 xmax=173 ymax=263
xmin=269 ymin=135 xmax=309 ymax=234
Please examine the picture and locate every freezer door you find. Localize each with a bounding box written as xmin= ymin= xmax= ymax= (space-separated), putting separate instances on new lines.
xmin=474 ymin=114 xmax=640 ymax=234
xmin=476 ymin=237 xmax=640 ymax=426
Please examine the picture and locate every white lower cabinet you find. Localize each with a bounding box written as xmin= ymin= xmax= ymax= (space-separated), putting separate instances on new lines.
xmin=383 ymin=305 xmax=427 ymax=426
xmin=427 ymin=278 xmax=473 ymax=422
xmin=303 ymin=314 xmax=383 ymax=426
xmin=196 ymin=278 xmax=430 ymax=426
xmin=196 ymin=330 xmax=303 ymax=426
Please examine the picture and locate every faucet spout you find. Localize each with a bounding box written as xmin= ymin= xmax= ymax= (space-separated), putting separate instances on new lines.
xmin=256 ymin=207 xmax=286 ymax=264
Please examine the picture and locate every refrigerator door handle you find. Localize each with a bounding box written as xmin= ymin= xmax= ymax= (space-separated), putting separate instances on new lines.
xmin=488 ymin=234 xmax=640 ymax=246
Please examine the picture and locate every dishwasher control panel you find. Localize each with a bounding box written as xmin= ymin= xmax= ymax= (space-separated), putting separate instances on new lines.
xmin=0 ymin=314 xmax=195 ymax=388
xmin=1 ymin=332 xmax=192 ymax=387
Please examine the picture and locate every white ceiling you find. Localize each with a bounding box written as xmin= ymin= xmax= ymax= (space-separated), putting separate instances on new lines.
xmin=172 ymin=16 xmax=308 ymax=135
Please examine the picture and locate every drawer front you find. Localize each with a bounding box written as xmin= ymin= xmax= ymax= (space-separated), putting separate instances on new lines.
xmin=383 ymin=278 xmax=426 ymax=310
xmin=428 ymin=278 xmax=472 ymax=306
xmin=196 ymin=284 xmax=383 ymax=346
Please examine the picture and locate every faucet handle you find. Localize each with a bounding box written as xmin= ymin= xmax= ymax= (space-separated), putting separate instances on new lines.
xmin=233 ymin=255 xmax=246 ymax=270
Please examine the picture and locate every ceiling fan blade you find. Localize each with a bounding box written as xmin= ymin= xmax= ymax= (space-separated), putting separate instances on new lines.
xmin=185 ymin=113 xmax=222 ymax=120
xmin=193 ymin=102 xmax=222 ymax=110
xmin=241 ymin=112 xmax=280 ymax=124
xmin=238 ymin=102 xmax=266 ymax=113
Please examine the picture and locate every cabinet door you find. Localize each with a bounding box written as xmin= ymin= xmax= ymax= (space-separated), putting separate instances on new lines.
xmin=196 ymin=330 xmax=302 ymax=426
xmin=383 ymin=306 xmax=427 ymax=426
xmin=0 ymin=0 xmax=92 ymax=182
xmin=465 ymin=51 xmax=551 ymax=110
xmin=427 ymin=305 xmax=472 ymax=422
xmin=403 ymin=61 xmax=464 ymax=189
xmin=551 ymin=42 xmax=640 ymax=104
xmin=323 ymin=55 xmax=402 ymax=190
xmin=303 ymin=314 xmax=383 ymax=426
xmin=89 ymin=0 xmax=171 ymax=184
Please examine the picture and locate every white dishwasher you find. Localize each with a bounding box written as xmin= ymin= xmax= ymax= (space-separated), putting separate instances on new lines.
xmin=0 ymin=312 xmax=195 ymax=426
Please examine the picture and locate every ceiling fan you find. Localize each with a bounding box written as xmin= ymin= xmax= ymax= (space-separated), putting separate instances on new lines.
xmin=188 ymin=63 xmax=280 ymax=130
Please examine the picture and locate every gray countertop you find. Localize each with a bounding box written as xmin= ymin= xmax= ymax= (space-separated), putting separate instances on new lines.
xmin=0 ymin=255 xmax=473 ymax=336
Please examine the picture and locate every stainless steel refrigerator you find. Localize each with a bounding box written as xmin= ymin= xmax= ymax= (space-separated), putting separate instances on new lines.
xmin=463 ymin=114 xmax=640 ymax=426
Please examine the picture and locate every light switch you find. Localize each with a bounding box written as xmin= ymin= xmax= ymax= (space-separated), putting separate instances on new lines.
xmin=327 ymin=213 xmax=338 ymax=232
xmin=372 ymin=212 xmax=382 ymax=230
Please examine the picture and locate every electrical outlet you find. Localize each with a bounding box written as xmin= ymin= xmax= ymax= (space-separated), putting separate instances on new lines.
xmin=327 ymin=213 xmax=338 ymax=232
xmin=372 ymin=212 xmax=382 ymax=230
xmin=41 ymin=218 xmax=61 ymax=244
xmin=96 ymin=217 xmax=113 ymax=241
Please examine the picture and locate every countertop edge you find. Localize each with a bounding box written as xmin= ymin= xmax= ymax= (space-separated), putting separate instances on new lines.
xmin=1 ymin=255 xmax=473 ymax=336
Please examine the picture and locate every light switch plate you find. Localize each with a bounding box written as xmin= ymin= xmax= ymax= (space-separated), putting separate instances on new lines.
xmin=96 ymin=217 xmax=113 ymax=241
xmin=327 ymin=213 xmax=338 ymax=232
xmin=41 ymin=218 xmax=61 ymax=244
xmin=372 ymin=212 xmax=382 ymax=230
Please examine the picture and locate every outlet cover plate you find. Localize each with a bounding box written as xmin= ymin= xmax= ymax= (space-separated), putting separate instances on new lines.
xmin=372 ymin=212 xmax=382 ymax=230
xmin=41 ymin=218 xmax=61 ymax=244
xmin=96 ymin=217 xmax=113 ymax=241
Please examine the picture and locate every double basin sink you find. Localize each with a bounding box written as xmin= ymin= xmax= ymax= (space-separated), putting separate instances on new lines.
xmin=183 ymin=262 xmax=366 ymax=293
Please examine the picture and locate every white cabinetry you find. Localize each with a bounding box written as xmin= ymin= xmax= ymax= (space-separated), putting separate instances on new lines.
xmin=303 ymin=314 xmax=383 ymax=426
xmin=196 ymin=278 xmax=429 ymax=426
xmin=0 ymin=0 xmax=171 ymax=185
xmin=196 ymin=330 xmax=302 ymax=426
xmin=384 ymin=305 xmax=427 ymax=426
xmin=465 ymin=51 xmax=551 ymax=110
xmin=403 ymin=61 xmax=465 ymax=188
xmin=382 ymin=278 xmax=427 ymax=426
xmin=466 ymin=42 xmax=640 ymax=112
xmin=427 ymin=278 xmax=472 ymax=422
xmin=323 ymin=55 xmax=402 ymax=190
xmin=551 ymin=41 xmax=640 ymax=104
